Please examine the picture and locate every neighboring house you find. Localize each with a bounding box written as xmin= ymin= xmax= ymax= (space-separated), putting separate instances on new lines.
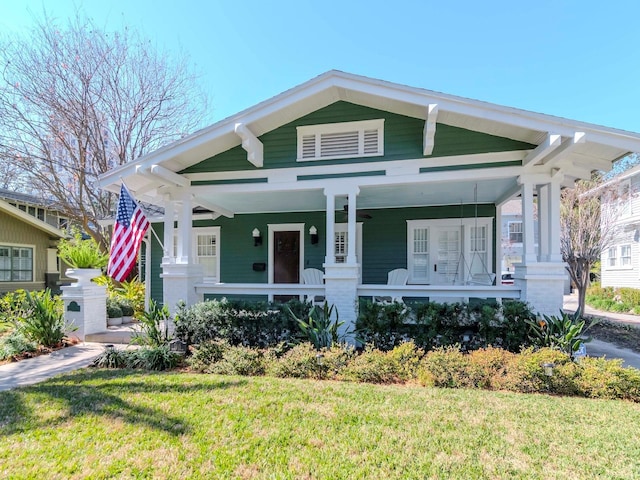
xmin=600 ymin=164 xmax=640 ymax=289
xmin=97 ymin=70 xmax=640 ymax=332
xmin=0 ymin=198 xmax=65 ymax=293
xmin=0 ymin=187 xmax=69 ymax=230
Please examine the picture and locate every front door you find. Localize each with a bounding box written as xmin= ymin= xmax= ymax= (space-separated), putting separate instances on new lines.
xmin=273 ymin=231 xmax=300 ymax=301
xmin=433 ymin=227 xmax=462 ymax=285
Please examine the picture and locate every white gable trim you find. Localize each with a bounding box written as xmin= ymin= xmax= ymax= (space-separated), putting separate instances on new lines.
xmin=234 ymin=123 xmax=264 ymax=168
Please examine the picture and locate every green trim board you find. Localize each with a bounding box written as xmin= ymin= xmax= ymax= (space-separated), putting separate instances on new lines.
xmin=297 ymin=170 xmax=386 ymax=181
xmin=179 ymin=102 xmax=534 ymax=175
xmin=419 ymin=160 xmax=522 ymax=173
xmin=191 ymin=178 xmax=268 ymax=186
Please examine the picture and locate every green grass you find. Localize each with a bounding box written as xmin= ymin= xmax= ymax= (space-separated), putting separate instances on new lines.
xmin=2 ymin=370 xmax=640 ymax=479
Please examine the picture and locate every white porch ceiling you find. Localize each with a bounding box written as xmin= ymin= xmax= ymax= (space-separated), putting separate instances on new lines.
xmin=189 ymin=178 xmax=516 ymax=214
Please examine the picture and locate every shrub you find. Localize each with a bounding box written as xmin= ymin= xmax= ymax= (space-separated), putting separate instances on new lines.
xmin=574 ymin=357 xmax=640 ymax=401
xmin=91 ymin=347 xmax=131 ymax=369
xmin=266 ymin=342 xmax=353 ymax=380
xmin=175 ymin=298 xmax=310 ymax=348
xmin=497 ymin=347 xmax=574 ymax=394
xmin=129 ymin=345 xmax=181 ymax=371
xmin=106 ymin=300 xmax=123 ymax=319
xmin=417 ymin=347 xmax=479 ymax=388
xmin=18 ymin=289 xmax=69 ymax=348
xmin=187 ymin=340 xmax=227 ymax=372
xmin=208 ymin=345 xmax=265 ymax=376
xmin=0 ymin=330 xmax=37 ymax=361
xmin=356 ymin=299 xmax=535 ymax=353
xmin=387 ymin=341 xmax=424 ymax=381
xmin=119 ymin=300 xmax=135 ymax=317
xmin=339 ymin=346 xmax=397 ymax=384
xmin=0 ymin=290 xmax=32 ymax=325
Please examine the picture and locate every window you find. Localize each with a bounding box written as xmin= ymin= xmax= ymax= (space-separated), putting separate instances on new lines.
xmin=0 ymin=245 xmax=33 ymax=282
xmin=508 ymin=222 xmax=523 ymax=243
xmin=297 ymin=119 xmax=384 ymax=161
xmin=334 ymin=231 xmax=347 ymax=263
xmin=621 ymin=244 xmax=632 ymax=266
xmin=172 ymin=227 xmax=220 ymax=282
xmin=411 ymin=227 xmax=430 ymax=283
xmin=608 ymin=247 xmax=617 ymax=267
xmin=196 ymin=229 xmax=219 ymax=281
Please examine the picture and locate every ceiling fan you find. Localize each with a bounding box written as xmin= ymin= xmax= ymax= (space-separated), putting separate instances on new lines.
xmin=342 ymin=204 xmax=372 ymax=219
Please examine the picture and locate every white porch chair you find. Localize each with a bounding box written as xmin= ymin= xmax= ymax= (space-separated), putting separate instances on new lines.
xmin=302 ymin=268 xmax=325 ymax=305
xmin=374 ymin=268 xmax=409 ymax=304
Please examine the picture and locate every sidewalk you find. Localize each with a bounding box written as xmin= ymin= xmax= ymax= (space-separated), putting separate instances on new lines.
xmin=0 ymin=342 xmax=121 ymax=392
xmin=563 ymin=292 xmax=640 ymax=368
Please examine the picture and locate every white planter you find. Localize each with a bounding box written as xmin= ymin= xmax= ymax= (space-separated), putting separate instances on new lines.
xmin=122 ymin=316 xmax=133 ymax=324
xmin=107 ymin=316 xmax=123 ymax=327
xmin=65 ymin=268 xmax=102 ymax=287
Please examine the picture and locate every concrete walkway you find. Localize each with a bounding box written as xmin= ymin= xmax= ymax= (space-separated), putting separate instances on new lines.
xmin=0 ymin=342 xmax=121 ymax=392
xmin=563 ymin=292 xmax=640 ymax=368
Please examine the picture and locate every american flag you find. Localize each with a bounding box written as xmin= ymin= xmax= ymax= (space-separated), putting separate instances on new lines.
xmin=107 ymin=184 xmax=150 ymax=282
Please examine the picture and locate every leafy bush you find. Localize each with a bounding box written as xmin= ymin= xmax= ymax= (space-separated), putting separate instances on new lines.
xmin=266 ymin=342 xmax=354 ymax=380
xmin=386 ymin=341 xmax=424 ymax=381
xmin=586 ymin=285 xmax=640 ymax=314
xmin=356 ymin=299 xmax=535 ymax=352
xmin=175 ymin=298 xmax=310 ymax=348
xmin=0 ymin=331 xmax=37 ymax=361
xmin=106 ymin=299 xmax=123 ymax=319
xmin=0 ymin=289 xmax=32 ymax=324
xmin=207 ymin=345 xmax=265 ymax=376
xmin=18 ymin=289 xmax=69 ymax=348
xmin=339 ymin=346 xmax=397 ymax=384
xmin=417 ymin=347 xmax=478 ymax=388
xmin=575 ymin=357 xmax=640 ymax=401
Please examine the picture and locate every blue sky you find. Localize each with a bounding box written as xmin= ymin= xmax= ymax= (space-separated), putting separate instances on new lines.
xmin=2 ymin=0 xmax=640 ymax=133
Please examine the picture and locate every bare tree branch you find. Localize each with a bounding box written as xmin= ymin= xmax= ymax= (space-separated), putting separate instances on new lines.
xmin=0 ymin=11 xmax=209 ymax=248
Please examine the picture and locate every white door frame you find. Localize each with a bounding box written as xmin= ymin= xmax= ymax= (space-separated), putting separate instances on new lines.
xmin=267 ymin=223 xmax=305 ymax=285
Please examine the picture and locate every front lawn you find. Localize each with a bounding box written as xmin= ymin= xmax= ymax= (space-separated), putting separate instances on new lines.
xmin=1 ymin=370 xmax=640 ymax=479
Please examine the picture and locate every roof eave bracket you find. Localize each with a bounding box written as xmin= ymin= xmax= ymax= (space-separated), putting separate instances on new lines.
xmin=235 ymin=123 xmax=264 ymax=168
xmin=423 ymin=104 xmax=438 ymax=156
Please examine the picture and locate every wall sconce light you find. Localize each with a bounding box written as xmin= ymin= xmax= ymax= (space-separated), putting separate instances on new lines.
xmin=252 ymin=228 xmax=262 ymax=247
xmin=309 ymin=225 xmax=319 ymax=244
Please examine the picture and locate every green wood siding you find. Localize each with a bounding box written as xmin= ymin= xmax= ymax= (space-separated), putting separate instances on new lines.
xmin=149 ymin=223 xmax=164 ymax=305
xmin=180 ymin=102 xmax=534 ymax=175
xmin=0 ymin=210 xmax=56 ymax=293
xmin=149 ymin=205 xmax=496 ymax=303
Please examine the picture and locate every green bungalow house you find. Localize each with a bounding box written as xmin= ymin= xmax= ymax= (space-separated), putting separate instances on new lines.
xmin=97 ymin=71 xmax=640 ymax=331
xmin=0 ymin=198 xmax=65 ymax=293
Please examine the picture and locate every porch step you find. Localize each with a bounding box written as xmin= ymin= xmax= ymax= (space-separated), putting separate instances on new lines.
xmin=85 ymin=324 xmax=140 ymax=344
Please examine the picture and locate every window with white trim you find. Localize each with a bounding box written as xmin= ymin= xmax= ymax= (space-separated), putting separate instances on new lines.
xmin=621 ymin=244 xmax=632 ymax=266
xmin=508 ymin=221 xmax=523 ymax=244
xmin=334 ymin=231 xmax=347 ymax=263
xmin=0 ymin=245 xmax=33 ymax=282
xmin=608 ymin=247 xmax=617 ymax=267
xmin=172 ymin=227 xmax=221 ymax=282
xmin=411 ymin=226 xmax=430 ymax=283
xmin=296 ymin=119 xmax=384 ymax=162
xmin=196 ymin=228 xmax=219 ymax=281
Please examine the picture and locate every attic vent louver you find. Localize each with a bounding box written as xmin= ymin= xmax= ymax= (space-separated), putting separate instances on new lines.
xmin=297 ymin=119 xmax=384 ymax=162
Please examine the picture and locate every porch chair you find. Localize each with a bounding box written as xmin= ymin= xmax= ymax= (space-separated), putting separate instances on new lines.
xmin=374 ymin=268 xmax=409 ymax=304
xmin=302 ymin=268 xmax=325 ymax=306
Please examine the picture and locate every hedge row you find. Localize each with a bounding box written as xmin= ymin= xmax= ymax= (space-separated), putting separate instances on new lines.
xmin=186 ymin=341 xmax=640 ymax=402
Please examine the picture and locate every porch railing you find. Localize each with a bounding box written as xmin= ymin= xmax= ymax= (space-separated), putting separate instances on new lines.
xmin=195 ymin=282 xmax=521 ymax=303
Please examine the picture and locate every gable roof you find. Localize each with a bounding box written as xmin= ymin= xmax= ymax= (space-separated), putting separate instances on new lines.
xmin=0 ymin=199 xmax=66 ymax=238
xmin=98 ymin=70 xmax=640 ymax=200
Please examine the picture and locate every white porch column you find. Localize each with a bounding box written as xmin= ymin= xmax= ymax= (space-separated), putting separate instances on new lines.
xmin=161 ymin=191 xmax=203 ymax=314
xmin=323 ymin=186 xmax=359 ymax=343
xmin=347 ymin=189 xmax=359 ymax=264
xmin=324 ymin=190 xmax=336 ymax=265
xmin=548 ymin=177 xmax=563 ymax=262
xmin=537 ymin=184 xmax=550 ymax=261
xmin=162 ymin=195 xmax=175 ymax=264
xmin=515 ymin=176 xmax=566 ymax=317
xmin=176 ymin=194 xmax=193 ymax=264
xmin=520 ymin=180 xmax=537 ymax=264
xmin=495 ymin=206 xmax=503 ymax=274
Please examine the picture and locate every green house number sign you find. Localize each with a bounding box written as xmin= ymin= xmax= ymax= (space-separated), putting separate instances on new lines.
xmin=67 ymin=301 xmax=81 ymax=312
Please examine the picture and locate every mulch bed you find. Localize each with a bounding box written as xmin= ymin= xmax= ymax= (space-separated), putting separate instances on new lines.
xmin=587 ymin=318 xmax=640 ymax=353
xmin=0 ymin=338 xmax=79 ymax=366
